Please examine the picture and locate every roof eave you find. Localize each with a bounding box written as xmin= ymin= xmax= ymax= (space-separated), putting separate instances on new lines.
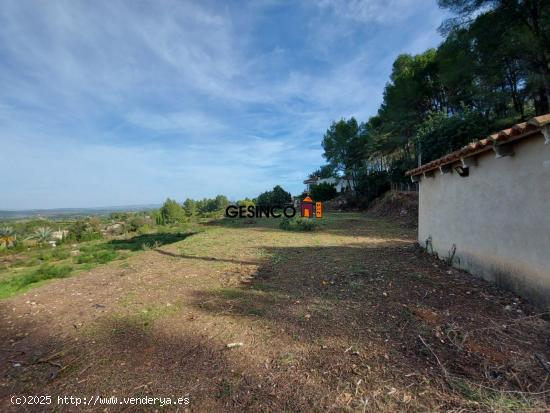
xmin=405 ymin=115 xmax=548 ymax=177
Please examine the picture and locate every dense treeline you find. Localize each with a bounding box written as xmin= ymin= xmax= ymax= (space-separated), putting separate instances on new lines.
xmin=256 ymin=185 xmax=292 ymax=207
xmin=156 ymin=195 xmax=230 ymax=224
xmin=314 ymin=0 xmax=549 ymax=206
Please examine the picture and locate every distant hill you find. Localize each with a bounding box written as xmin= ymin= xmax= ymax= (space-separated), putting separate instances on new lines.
xmin=0 ymin=204 xmax=160 ymax=220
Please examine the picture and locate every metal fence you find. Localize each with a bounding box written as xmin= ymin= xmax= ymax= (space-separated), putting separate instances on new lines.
xmin=390 ymin=182 xmax=418 ymax=192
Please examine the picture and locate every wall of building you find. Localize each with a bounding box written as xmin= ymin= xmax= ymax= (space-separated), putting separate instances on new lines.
xmin=418 ymin=132 xmax=550 ymax=308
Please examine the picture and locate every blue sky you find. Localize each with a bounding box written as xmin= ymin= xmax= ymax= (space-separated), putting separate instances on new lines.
xmin=0 ymin=0 xmax=446 ymax=209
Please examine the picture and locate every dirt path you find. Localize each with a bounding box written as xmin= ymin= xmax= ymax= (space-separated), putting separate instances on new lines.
xmin=1 ymin=213 xmax=549 ymax=412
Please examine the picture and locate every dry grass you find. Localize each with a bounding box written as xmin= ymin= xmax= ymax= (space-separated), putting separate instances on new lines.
xmin=0 ymin=213 xmax=549 ymax=412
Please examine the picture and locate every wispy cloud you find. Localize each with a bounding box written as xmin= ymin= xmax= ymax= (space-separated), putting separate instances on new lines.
xmin=0 ymin=0 xmax=445 ymax=209
xmin=318 ymin=0 xmax=419 ymax=23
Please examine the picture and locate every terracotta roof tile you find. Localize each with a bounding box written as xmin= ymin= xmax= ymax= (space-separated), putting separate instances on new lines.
xmin=528 ymin=114 xmax=550 ymax=127
xmin=406 ymin=114 xmax=550 ymax=177
xmin=510 ymin=122 xmax=527 ymax=135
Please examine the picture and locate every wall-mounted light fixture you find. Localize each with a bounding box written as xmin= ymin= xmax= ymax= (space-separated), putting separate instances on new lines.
xmin=454 ymin=165 xmax=469 ymax=177
xmin=542 ymin=125 xmax=550 ymax=144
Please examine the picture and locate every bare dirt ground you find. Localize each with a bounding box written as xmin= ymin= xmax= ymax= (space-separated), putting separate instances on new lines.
xmin=1 ymin=213 xmax=549 ymax=412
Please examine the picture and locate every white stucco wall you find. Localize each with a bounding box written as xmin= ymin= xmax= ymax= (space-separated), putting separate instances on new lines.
xmin=418 ymin=132 xmax=550 ymax=308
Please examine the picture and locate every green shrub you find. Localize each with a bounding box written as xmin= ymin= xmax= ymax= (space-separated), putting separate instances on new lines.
xmin=256 ymin=185 xmax=292 ymax=208
xmin=279 ymin=218 xmax=292 ymax=231
xmin=38 ymin=252 xmax=53 ymax=261
xmin=137 ymin=224 xmax=153 ymax=234
xmin=297 ymin=218 xmax=316 ymax=231
xmin=279 ymin=217 xmax=316 ymax=232
xmin=33 ymin=264 xmax=73 ymax=279
xmin=183 ymin=198 xmax=197 ymax=217
xmin=310 ymin=182 xmax=338 ymax=202
xmin=0 ymin=264 xmax=73 ymax=298
xmin=355 ymin=170 xmax=391 ymax=206
xmin=76 ymin=249 xmax=118 ymax=265
xmin=10 ymin=240 xmax=27 ymax=252
xmin=67 ymin=219 xmax=102 ymax=241
xmin=95 ymin=250 xmax=118 ymax=263
xmin=128 ymin=216 xmax=152 ymax=232
xmin=52 ymin=249 xmax=70 ymax=260
xmin=237 ymin=198 xmax=255 ymax=208
xmin=158 ymin=198 xmax=186 ymax=224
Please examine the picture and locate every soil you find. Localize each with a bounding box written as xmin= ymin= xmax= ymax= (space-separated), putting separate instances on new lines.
xmin=1 ymin=213 xmax=549 ymax=412
xmin=368 ymin=191 xmax=418 ymax=227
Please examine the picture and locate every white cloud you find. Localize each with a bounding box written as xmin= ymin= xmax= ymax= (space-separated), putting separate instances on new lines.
xmin=318 ymin=0 xmax=420 ymax=24
xmin=124 ymin=110 xmax=228 ymax=135
xmin=0 ymin=0 xmax=445 ymax=209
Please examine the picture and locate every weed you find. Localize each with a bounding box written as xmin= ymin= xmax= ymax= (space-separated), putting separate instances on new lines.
xmin=217 ymin=379 xmax=232 ymax=399
xmin=217 ymin=287 xmax=245 ymax=300
xmin=279 ymin=217 xmax=316 ymax=232
xmin=38 ymin=252 xmax=53 ymax=261
xmin=0 ymin=264 xmax=73 ymax=298
xmin=276 ymin=352 xmax=296 ymax=366
xmin=349 ymin=263 xmax=366 ymax=273
xmin=52 ymin=248 xmax=70 ymax=260
xmin=76 ymin=249 xmax=118 ymax=264
xmin=135 ymin=304 xmax=179 ymax=326
xmin=450 ymin=377 xmax=537 ymax=411
xmin=271 ymin=253 xmax=287 ymax=266
xmin=347 ymin=280 xmax=365 ymax=291
xmin=425 ymin=236 xmax=433 ymax=254
xmin=118 ymin=292 xmax=137 ymax=307
xmin=445 ymin=244 xmax=457 ymax=266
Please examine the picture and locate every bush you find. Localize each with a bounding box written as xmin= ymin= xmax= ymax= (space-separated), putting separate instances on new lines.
xmin=355 ymin=170 xmax=391 ymax=206
xmin=10 ymin=240 xmax=26 ymax=252
xmin=256 ymin=185 xmax=292 ymax=207
xmin=0 ymin=264 xmax=73 ymax=298
xmin=279 ymin=217 xmax=316 ymax=232
xmin=76 ymin=249 xmax=118 ymax=265
xmin=310 ymin=182 xmax=338 ymax=202
xmin=158 ymin=198 xmax=186 ymax=224
xmin=33 ymin=264 xmax=73 ymax=279
xmin=195 ymin=195 xmax=230 ymax=216
xmin=137 ymin=224 xmax=153 ymax=234
xmin=68 ymin=219 xmax=102 ymax=242
xmin=182 ymin=198 xmax=197 ymax=217
xmin=128 ymin=216 xmax=152 ymax=232
xmin=237 ymin=198 xmax=255 ymax=208
xmin=52 ymin=249 xmax=70 ymax=260
xmin=38 ymin=251 xmax=53 ymax=262
xmin=416 ymin=111 xmax=490 ymax=164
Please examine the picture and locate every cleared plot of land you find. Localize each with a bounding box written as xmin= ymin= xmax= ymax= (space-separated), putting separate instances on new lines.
xmin=1 ymin=213 xmax=549 ymax=412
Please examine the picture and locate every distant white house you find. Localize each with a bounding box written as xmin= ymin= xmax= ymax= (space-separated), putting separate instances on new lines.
xmin=51 ymin=229 xmax=69 ymax=240
xmin=304 ymin=176 xmax=355 ymax=193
